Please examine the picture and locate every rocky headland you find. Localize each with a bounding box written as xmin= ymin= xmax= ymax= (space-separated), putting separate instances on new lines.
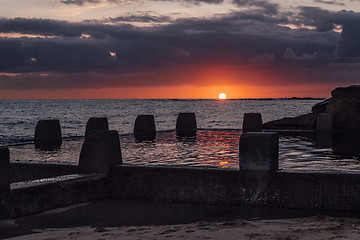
xmin=263 ymin=85 xmax=360 ymax=131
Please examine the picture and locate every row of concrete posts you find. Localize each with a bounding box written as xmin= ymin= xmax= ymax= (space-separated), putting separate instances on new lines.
xmin=134 ymin=112 xmax=197 ymax=141
xmin=33 ymin=111 xmax=334 ymax=150
xmin=33 ymin=113 xmax=198 ymax=150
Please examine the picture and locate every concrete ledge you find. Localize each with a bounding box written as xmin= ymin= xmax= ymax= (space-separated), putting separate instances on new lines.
xmin=10 ymin=162 xmax=79 ymax=183
xmin=0 ymin=173 xmax=109 ymax=219
xmin=111 ymin=165 xmax=360 ymax=212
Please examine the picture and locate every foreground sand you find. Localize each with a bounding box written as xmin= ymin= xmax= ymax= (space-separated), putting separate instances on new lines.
xmin=7 ymin=215 xmax=360 ymax=240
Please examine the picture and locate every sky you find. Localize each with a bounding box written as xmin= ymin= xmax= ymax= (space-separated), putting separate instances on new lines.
xmin=0 ymin=0 xmax=360 ymax=99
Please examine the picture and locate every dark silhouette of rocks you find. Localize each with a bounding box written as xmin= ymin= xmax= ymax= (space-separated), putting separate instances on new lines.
xmin=263 ymin=85 xmax=360 ymax=131
xmin=0 ymin=147 xmax=10 ymax=191
xmin=79 ymin=130 xmax=122 ymax=175
xmin=242 ymin=113 xmax=262 ymax=132
xmin=85 ymin=117 xmax=109 ymax=136
xmin=176 ymin=112 xmax=197 ymax=137
xmin=34 ymin=119 xmax=62 ymax=150
xmin=263 ymin=113 xmax=317 ymax=130
xmin=316 ymin=113 xmax=334 ymax=132
xmin=134 ymin=115 xmax=156 ymax=141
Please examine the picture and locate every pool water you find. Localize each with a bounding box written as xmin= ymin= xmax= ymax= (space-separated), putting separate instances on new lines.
xmin=9 ymin=130 xmax=360 ymax=173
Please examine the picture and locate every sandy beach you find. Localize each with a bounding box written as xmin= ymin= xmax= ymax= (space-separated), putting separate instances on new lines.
xmin=2 ymin=199 xmax=360 ymax=240
xmin=6 ymin=215 xmax=360 ymax=240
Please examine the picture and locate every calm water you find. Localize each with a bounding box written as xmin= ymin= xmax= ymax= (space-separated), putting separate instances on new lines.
xmin=0 ymin=99 xmax=317 ymax=145
xmin=3 ymin=98 xmax=360 ymax=172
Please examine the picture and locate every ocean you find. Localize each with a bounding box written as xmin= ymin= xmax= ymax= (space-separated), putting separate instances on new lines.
xmin=2 ymin=99 xmax=360 ymax=172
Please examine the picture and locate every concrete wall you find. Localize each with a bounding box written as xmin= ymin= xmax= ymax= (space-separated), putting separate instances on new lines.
xmin=10 ymin=163 xmax=78 ymax=183
xmin=4 ymin=161 xmax=360 ymax=219
xmin=0 ymin=173 xmax=108 ymax=219
xmin=111 ymin=165 xmax=360 ymax=212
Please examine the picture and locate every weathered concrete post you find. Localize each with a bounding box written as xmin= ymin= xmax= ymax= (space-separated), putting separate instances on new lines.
xmin=134 ymin=115 xmax=156 ymax=141
xmin=85 ymin=117 xmax=109 ymax=136
xmin=34 ymin=119 xmax=62 ymax=150
xmin=0 ymin=147 xmax=10 ymax=191
xmin=79 ymin=130 xmax=122 ymax=175
xmin=242 ymin=113 xmax=263 ymax=132
xmin=239 ymin=132 xmax=279 ymax=171
xmin=316 ymin=113 xmax=334 ymax=132
xmin=176 ymin=112 xmax=197 ymax=137
xmin=316 ymin=132 xmax=333 ymax=148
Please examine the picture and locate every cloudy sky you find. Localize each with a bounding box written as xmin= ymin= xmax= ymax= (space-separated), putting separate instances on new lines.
xmin=0 ymin=0 xmax=359 ymax=99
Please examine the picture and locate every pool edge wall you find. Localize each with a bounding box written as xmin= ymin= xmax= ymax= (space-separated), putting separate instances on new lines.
xmin=0 ymin=174 xmax=109 ymax=219
xmin=3 ymin=163 xmax=360 ymax=220
xmin=10 ymin=162 xmax=79 ymax=182
xmin=111 ymin=165 xmax=360 ymax=212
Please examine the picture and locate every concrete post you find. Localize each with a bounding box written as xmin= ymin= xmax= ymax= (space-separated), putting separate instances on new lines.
xmin=242 ymin=113 xmax=263 ymax=132
xmin=85 ymin=117 xmax=109 ymax=136
xmin=0 ymin=147 xmax=10 ymax=191
xmin=239 ymin=132 xmax=279 ymax=171
xmin=316 ymin=113 xmax=334 ymax=132
xmin=79 ymin=130 xmax=122 ymax=175
xmin=34 ymin=119 xmax=62 ymax=150
xmin=176 ymin=112 xmax=197 ymax=137
xmin=316 ymin=132 xmax=333 ymax=149
xmin=134 ymin=115 xmax=156 ymax=141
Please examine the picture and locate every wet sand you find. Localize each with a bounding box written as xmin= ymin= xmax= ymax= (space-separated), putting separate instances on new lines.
xmin=1 ymin=199 xmax=360 ymax=239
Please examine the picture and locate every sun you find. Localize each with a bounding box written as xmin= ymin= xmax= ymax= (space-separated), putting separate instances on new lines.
xmin=218 ymin=93 xmax=227 ymax=100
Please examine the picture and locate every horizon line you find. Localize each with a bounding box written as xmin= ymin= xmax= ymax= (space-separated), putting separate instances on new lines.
xmin=0 ymin=97 xmax=327 ymax=101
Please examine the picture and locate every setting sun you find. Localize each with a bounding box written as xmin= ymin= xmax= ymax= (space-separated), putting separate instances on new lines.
xmin=219 ymin=93 xmax=227 ymax=100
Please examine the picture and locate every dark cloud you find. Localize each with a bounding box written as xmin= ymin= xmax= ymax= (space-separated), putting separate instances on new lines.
xmin=232 ymin=0 xmax=279 ymax=15
xmin=60 ymin=0 xmax=122 ymax=5
xmin=298 ymin=7 xmax=360 ymax=57
xmin=0 ymin=7 xmax=359 ymax=90
xmin=314 ymin=0 xmax=345 ymax=6
xmin=107 ymin=13 xmax=172 ymax=23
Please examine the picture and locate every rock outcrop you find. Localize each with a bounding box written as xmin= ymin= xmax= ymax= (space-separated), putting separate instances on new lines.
xmin=263 ymin=85 xmax=360 ymax=131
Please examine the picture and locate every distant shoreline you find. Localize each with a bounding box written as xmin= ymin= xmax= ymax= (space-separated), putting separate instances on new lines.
xmin=0 ymin=98 xmax=326 ymax=101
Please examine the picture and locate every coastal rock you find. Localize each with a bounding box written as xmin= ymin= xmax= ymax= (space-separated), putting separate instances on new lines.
xmin=34 ymin=119 xmax=62 ymax=150
xmin=134 ymin=115 xmax=156 ymax=141
xmin=85 ymin=117 xmax=109 ymax=136
xmin=0 ymin=148 xmax=10 ymax=191
xmin=176 ymin=112 xmax=197 ymax=137
xmin=325 ymin=85 xmax=360 ymax=130
xmin=316 ymin=113 xmax=334 ymax=132
xmin=263 ymin=85 xmax=360 ymax=131
xmin=263 ymin=113 xmax=317 ymax=130
xmin=312 ymin=98 xmax=330 ymax=114
xmin=79 ymin=130 xmax=122 ymax=175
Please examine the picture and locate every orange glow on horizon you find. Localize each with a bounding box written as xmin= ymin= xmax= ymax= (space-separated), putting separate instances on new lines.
xmin=0 ymin=83 xmax=333 ymax=100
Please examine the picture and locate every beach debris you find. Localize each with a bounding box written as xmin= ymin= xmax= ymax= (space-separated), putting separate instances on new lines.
xmin=0 ymin=147 xmax=10 ymax=192
xmin=176 ymin=112 xmax=197 ymax=137
xmin=34 ymin=119 xmax=62 ymax=150
xmin=239 ymin=132 xmax=279 ymax=171
xmin=85 ymin=117 xmax=109 ymax=136
xmin=79 ymin=130 xmax=122 ymax=174
xmin=133 ymin=115 xmax=156 ymax=141
xmin=242 ymin=113 xmax=263 ymax=132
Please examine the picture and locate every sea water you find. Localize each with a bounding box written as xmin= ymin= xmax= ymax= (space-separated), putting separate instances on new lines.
xmin=1 ymin=99 xmax=360 ymax=172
